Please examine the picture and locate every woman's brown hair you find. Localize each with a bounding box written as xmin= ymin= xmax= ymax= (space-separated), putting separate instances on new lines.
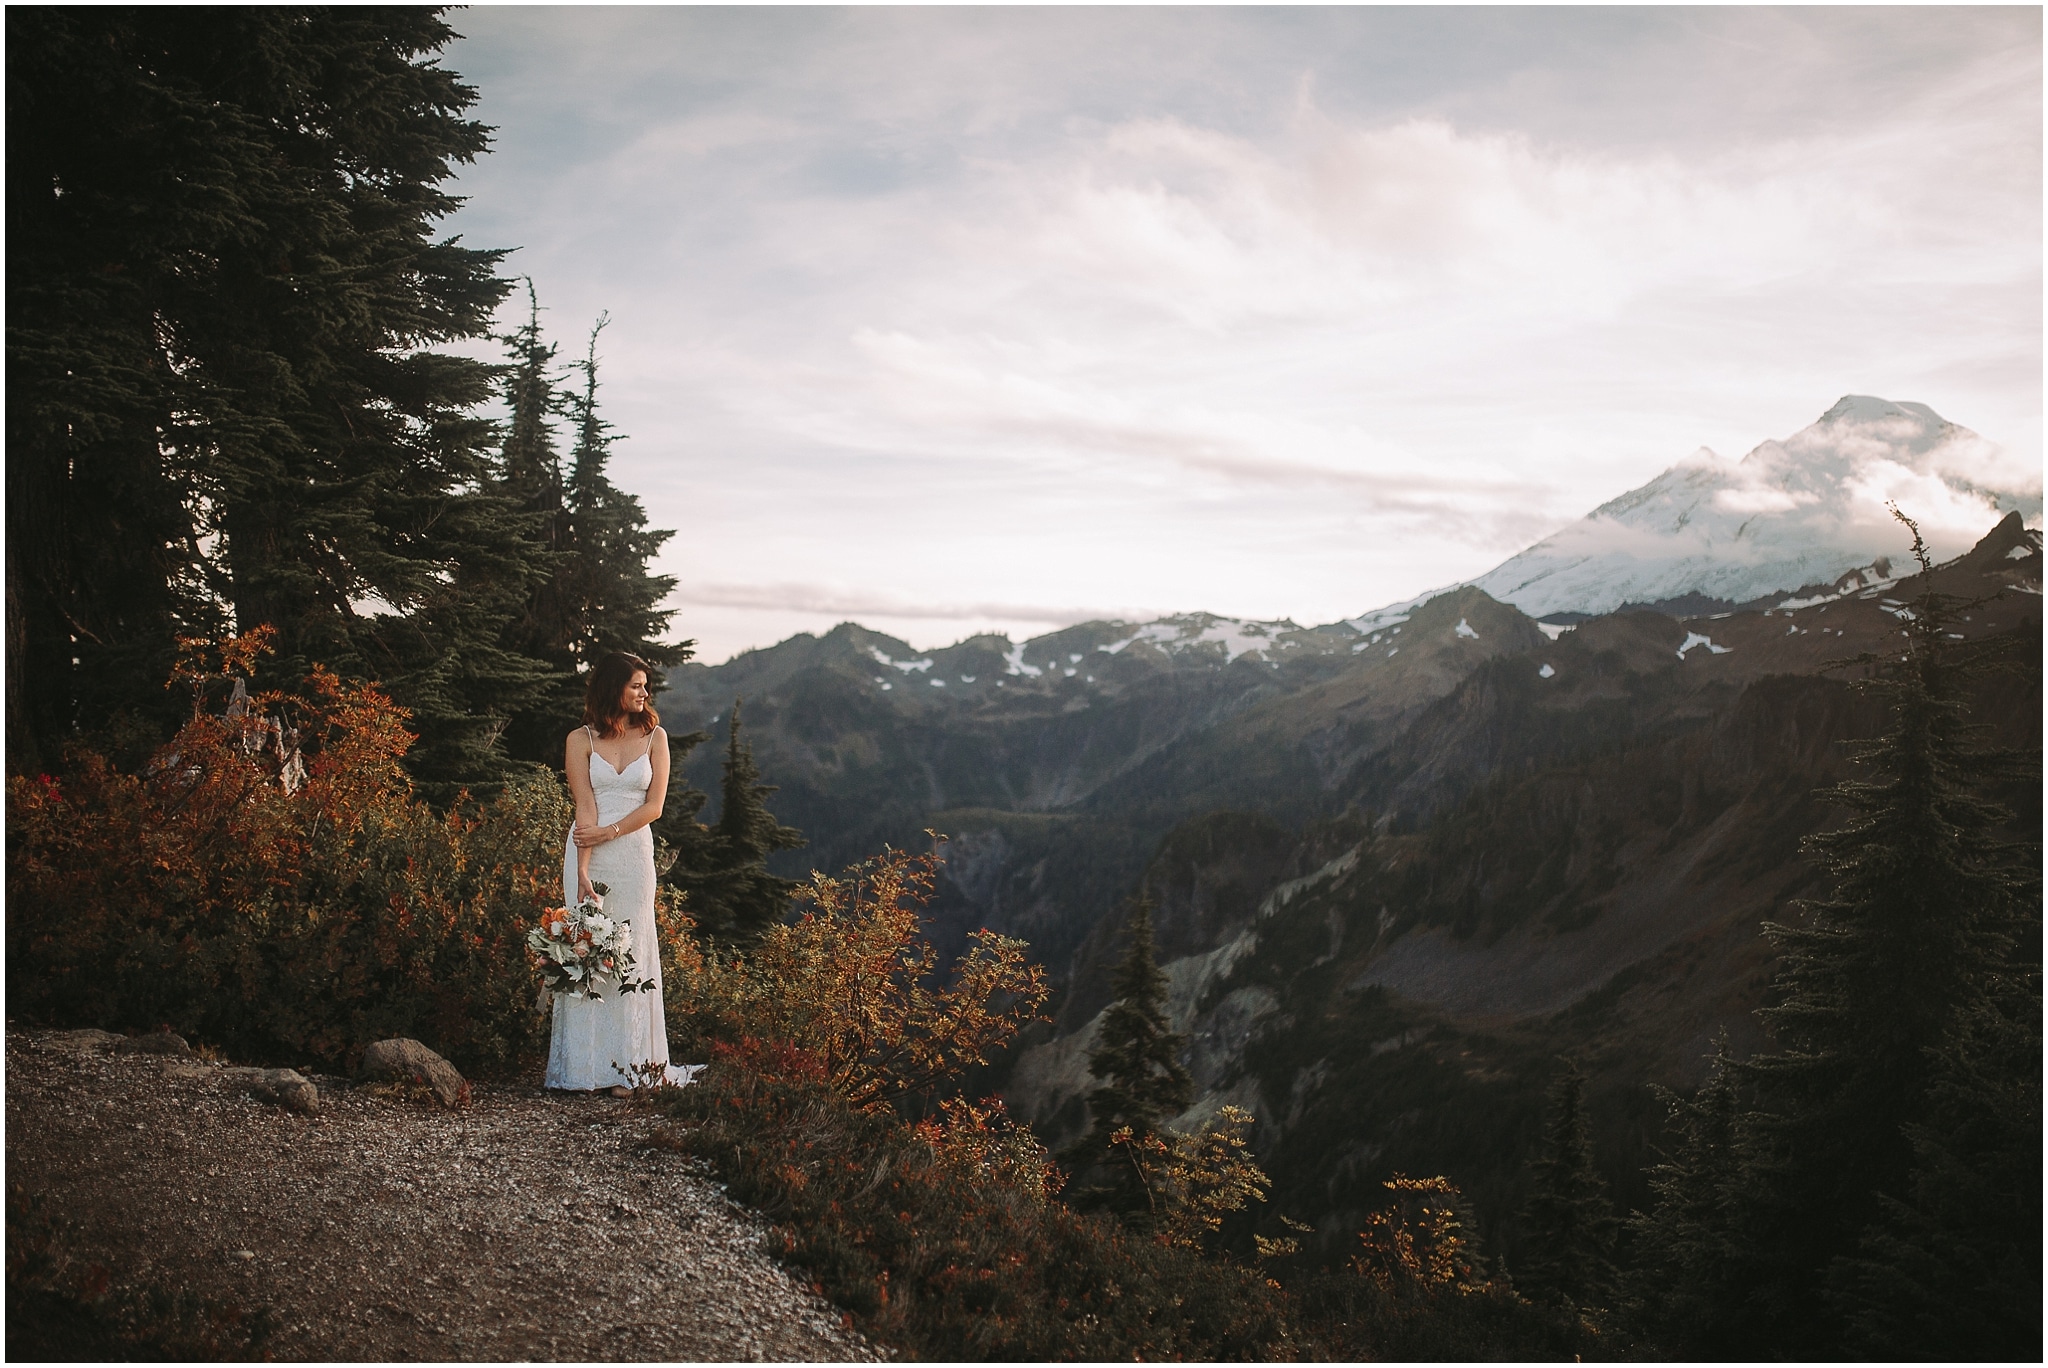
xmin=583 ymin=651 xmax=659 ymax=737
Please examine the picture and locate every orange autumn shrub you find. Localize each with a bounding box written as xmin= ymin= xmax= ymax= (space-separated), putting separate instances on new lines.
xmin=913 ymin=1095 xmax=1065 ymax=1205
xmin=6 ymin=631 xmax=568 ymax=1077
xmin=672 ymin=847 xmax=1051 ymax=1110
xmin=1350 ymin=1174 xmax=1486 ymax=1293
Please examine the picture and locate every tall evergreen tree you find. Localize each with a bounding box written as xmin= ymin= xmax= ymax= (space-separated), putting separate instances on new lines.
xmin=663 ymin=699 xmax=803 ymax=947
xmin=488 ymin=302 xmax=690 ymax=766
xmin=492 ymin=281 xmax=582 ymax=764
xmin=498 ymin=280 xmax=567 ymax=515
xmin=1626 ymin=1037 xmax=1746 ymax=1354
xmin=6 ymin=7 xmax=554 ymax=791
xmin=563 ymin=315 xmax=681 ymax=669
xmin=1703 ymin=510 xmax=2033 ymax=1357
xmin=1515 ymin=1058 xmax=1620 ymax=1310
xmin=1833 ymin=972 xmax=2042 ymax=1359
xmin=1062 ymin=898 xmax=1195 ymax=1221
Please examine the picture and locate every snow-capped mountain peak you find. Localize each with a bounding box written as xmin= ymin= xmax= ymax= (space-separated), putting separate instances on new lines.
xmin=1455 ymin=396 xmax=2039 ymax=619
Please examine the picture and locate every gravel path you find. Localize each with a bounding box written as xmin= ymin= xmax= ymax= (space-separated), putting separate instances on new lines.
xmin=5 ymin=1029 xmax=878 ymax=1361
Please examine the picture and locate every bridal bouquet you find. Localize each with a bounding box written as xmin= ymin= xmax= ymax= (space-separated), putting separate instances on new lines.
xmin=527 ymin=884 xmax=657 ymax=1001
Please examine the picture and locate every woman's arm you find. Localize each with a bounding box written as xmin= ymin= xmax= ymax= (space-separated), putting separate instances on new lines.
xmin=574 ymin=728 xmax=670 ymax=846
xmin=565 ymin=728 xmax=598 ymax=902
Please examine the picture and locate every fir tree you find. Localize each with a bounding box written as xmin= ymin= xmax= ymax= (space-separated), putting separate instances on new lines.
xmin=664 ymin=699 xmax=803 ymax=947
xmin=488 ymin=303 xmax=689 ymax=767
xmin=1514 ymin=1057 xmax=1619 ymax=1310
xmin=562 ymin=315 xmax=682 ymax=672
xmin=1626 ymin=1037 xmax=1746 ymax=1353
xmin=6 ymin=8 xmax=554 ymax=791
xmin=1062 ymin=897 xmax=1194 ymax=1222
xmin=499 ymin=280 xmax=568 ymax=515
xmin=1719 ymin=508 xmax=2034 ymax=1357
xmin=492 ymin=281 xmax=582 ymax=765
xmin=1834 ymin=972 xmax=2042 ymax=1359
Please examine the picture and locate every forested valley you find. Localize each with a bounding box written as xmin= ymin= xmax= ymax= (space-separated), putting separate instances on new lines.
xmin=7 ymin=8 xmax=2038 ymax=1362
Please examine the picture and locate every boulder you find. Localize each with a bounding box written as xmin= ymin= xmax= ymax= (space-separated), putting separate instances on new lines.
xmin=116 ymin=1030 xmax=194 ymax=1057
xmin=357 ymin=1038 xmax=469 ymax=1108
xmin=41 ymin=1029 xmax=123 ymax=1054
xmin=221 ymin=1066 xmax=320 ymax=1115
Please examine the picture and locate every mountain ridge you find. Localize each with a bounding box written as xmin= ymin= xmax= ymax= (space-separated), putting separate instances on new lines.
xmin=684 ymin=395 xmax=2034 ymax=682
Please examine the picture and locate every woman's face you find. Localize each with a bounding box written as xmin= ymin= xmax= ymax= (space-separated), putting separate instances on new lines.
xmin=618 ymin=670 xmax=650 ymax=715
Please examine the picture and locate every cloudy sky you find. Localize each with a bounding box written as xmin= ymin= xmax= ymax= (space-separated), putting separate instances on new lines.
xmin=441 ymin=7 xmax=2041 ymax=664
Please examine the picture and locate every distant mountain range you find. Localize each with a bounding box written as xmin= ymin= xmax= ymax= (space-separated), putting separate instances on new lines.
xmin=657 ymin=399 xmax=2041 ymax=1267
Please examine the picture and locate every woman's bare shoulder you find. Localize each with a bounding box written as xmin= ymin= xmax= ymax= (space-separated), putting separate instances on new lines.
xmin=566 ymin=726 xmax=592 ymax=750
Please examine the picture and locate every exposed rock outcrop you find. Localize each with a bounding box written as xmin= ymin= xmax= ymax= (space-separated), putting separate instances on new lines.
xmin=357 ymin=1038 xmax=469 ymax=1108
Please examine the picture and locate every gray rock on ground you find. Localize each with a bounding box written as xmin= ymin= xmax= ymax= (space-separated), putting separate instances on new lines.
xmin=116 ymin=1030 xmax=194 ymax=1057
xmin=357 ymin=1038 xmax=469 ymax=1108
xmin=220 ymin=1066 xmax=320 ymax=1115
xmin=40 ymin=1028 xmax=124 ymax=1054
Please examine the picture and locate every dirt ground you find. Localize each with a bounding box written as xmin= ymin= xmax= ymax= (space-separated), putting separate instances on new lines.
xmin=4 ymin=1028 xmax=878 ymax=1361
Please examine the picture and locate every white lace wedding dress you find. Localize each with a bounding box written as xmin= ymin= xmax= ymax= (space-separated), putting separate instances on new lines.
xmin=544 ymin=737 xmax=703 ymax=1091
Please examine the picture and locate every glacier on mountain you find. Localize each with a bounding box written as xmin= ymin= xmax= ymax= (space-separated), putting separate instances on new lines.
xmin=1460 ymin=396 xmax=2039 ymax=619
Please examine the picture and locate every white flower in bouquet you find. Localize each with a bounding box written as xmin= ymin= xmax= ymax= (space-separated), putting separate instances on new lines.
xmin=526 ymin=883 xmax=658 ymax=1002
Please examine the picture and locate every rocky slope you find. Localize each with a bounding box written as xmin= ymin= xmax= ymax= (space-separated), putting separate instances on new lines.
xmin=655 ymin=397 xmax=2037 ymax=1267
xmin=661 ymin=510 xmax=2037 ymax=1269
xmin=1007 ymin=515 xmax=2040 ymax=1261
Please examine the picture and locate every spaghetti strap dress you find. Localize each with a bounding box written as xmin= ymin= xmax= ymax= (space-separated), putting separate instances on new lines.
xmin=544 ymin=731 xmax=703 ymax=1090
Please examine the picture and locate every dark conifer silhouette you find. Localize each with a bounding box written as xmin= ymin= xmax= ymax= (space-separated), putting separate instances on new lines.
xmin=1515 ymin=1058 xmax=1618 ymax=1310
xmin=1635 ymin=508 xmax=2039 ymax=1358
xmin=5 ymin=8 xmax=557 ymax=792
xmin=563 ymin=316 xmax=681 ymax=672
xmin=1062 ymin=898 xmax=1194 ymax=1222
xmin=1737 ymin=511 xmax=2032 ymax=1356
xmin=493 ymin=305 xmax=690 ymax=769
xmin=493 ymin=281 xmax=582 ymax=765
xmin=664 ymin=700 xmax=803 ymax=947
xmin=1833 ymin=974 xmax=2041 ymax=1359
xmin=1626 ymin=1036 xmax=1746 ymax=1351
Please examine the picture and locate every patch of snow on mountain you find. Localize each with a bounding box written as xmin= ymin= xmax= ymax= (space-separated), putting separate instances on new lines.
xmin=1454 ymin=618 xmax=1479 ymax=639
xmin=1098 ymin=614 xmax=1298 ymax=663
xmin=1464 ymin=397 xmax=2040 ymax=618
xmin=1537 ymin=622 xmax=1575 ymax=641
xmin=1001 ymin=643 xmax=1043 ymax=677
xmin=1539 ymin=663 xmax=1556 ymax=678
xmin=869 ymin=646 xmax=933 ymax=674
xmin=1771 ymin=562 xmax=1902 ymax=612
xmin=1343 ymin=594 xmax=1433 ymax=637
xmin=1677 ymin=632 xmax=1731 ymax=658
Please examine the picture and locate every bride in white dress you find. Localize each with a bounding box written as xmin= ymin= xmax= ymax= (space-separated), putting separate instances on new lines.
xmin=545 ymin=652 xmax=702 ymax=1095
